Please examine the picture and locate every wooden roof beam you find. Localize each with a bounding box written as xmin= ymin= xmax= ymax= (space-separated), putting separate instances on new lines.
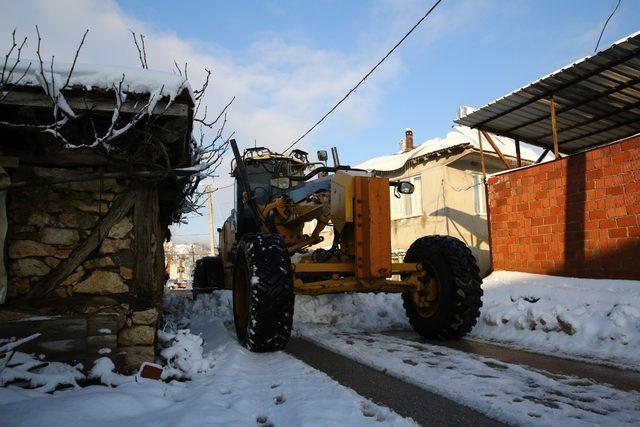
xmin=480 ymin=130 xmax=511 ymax=169
xmin=534 ymin=97 xmax=640 ymax=141
xmin=0 ymin=89 xmax=190 ymax=117
xmin=502 ymin=73 xmax=640 ymax=133
xmin=550 ymin=96 xmax=560 ymax=159
xmin=535 ymin=148 xmax=550 ymax=163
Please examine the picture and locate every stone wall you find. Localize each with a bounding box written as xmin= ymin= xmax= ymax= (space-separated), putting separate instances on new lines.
xmin=0 ymin=167 xmax=8 ymax=303
xmin=0 ymin=306 xmax=158 ymax=371
xmin=2 ymin=165 xmax=165 ymax=371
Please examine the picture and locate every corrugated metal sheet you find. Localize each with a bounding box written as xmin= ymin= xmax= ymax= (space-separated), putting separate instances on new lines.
xmin=455 ymin=31 xmax=640 ymax=153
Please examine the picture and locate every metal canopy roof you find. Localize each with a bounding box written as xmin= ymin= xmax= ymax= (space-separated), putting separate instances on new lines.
xmin=455 ymin=31 xmax=640 ymax=154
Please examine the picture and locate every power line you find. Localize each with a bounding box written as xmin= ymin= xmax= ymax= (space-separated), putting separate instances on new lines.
xmin=283 ymin=0 xmax=444 ymax=153
xmin=202 ymin=182 xmax=234 ymax=194
xmin=594 ymin=0 xmax=622 ymax=52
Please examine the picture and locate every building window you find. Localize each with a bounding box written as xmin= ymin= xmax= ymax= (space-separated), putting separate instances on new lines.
xmin=390 ymin=175 xmax=422 ymax=219
xmin=473 ymin=174 xmax=486 ymax=215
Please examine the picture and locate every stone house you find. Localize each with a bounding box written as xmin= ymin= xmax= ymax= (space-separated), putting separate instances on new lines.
xmin=0 ymin=63 xmax=197 ymax=371
xmin=353 ymin=120 xmax=550 ymax=276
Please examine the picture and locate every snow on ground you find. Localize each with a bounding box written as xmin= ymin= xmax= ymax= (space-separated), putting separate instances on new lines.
xmin=3 ymin=271 xmax=638 ymax=425
xmin=471 ymin=271 xmax=640 ymax=370
xmin=292 ymin=271 xmax=640 ymax=424
xmin=295 ymin=271 xmax=640 ymax=370
xmin=299 ymin=328 xmax=640 ymax=426
xmin=0 ymin=351 xmax=85 ymax=393
xmin=0 ymin=292 xmax=415 ymax=427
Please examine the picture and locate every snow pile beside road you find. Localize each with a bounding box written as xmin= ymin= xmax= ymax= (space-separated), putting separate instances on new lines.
xmin=294 ymin=293 xmax=409 ymax=332
xmin=88 ymin=357 xmax=133 ymax=387
xmin=158 ymin=329 xmax=215 ymax=380
xmin=293 ymin=271 xmax=640 ymax=369
xmin=163 ymin=290 xmax=233 ymax=328
xmin=471 ymin=271 xmax=640 ymax=369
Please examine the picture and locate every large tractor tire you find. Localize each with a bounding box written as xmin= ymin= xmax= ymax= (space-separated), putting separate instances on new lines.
xmin=192 ymin=256 xmax=225 ymax=300
xmin=232 ymin=233 xmax=294 ymax=352
xmin=402 ymin=235 xmax=482 ymax=340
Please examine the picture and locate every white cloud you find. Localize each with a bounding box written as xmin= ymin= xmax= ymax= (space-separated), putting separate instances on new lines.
xmin=1 ymin=0 xmax=402 ymax=153
xmin=1 ymin=0 xmax=486 ymax=244
xmin=1 ymin=0 xmax=402 ymax=235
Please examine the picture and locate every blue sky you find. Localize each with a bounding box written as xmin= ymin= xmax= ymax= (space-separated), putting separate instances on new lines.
xmin=3 ymin=1 xmax=639 ymax=245
xmin=145 ymin=0 xmax=637 ymax=244
xmin=118 ymin=0 xmax=640 ymax=165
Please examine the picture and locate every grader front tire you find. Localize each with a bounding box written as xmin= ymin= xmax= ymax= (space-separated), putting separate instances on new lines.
xmin=402 ymin=235 xmax=483 ymax=340
xmin=232 ymin=233 xmax=295 ymax=352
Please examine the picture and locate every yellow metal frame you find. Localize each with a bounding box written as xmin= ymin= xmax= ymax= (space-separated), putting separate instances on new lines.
xmin=293 ymin=262 xmax=419 ymax=274
xmin=221 ymin=166 xmax=428 ymax=297
xmin=292 ymin=261 xmax=425 ymax=295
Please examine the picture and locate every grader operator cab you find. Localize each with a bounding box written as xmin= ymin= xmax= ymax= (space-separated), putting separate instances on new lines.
xmin=193 ymin=139 xmax=482 ymax=352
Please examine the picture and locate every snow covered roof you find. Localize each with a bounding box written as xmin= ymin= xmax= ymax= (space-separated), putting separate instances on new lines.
xmin=356 ymin=126 xmax=547 ymax=172
xmin=7 ymin=60 xmax=194 ymax=103
xmin=455 ymin=30 xmax=640 ymax=154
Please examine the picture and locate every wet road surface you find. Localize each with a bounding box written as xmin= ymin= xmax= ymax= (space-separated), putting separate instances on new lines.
xmin=286 ymin=337 xmax=504 ymax=427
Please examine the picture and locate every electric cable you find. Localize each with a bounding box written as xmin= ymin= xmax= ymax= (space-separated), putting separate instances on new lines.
xmin=283 ymin=0 xmax=444 ymax=152
xmin=594 ymin=0 xmax=622 ymax=52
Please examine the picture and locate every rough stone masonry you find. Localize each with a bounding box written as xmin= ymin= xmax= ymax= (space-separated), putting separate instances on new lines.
xmin=0 ymin=165 xmax=166 ymax=371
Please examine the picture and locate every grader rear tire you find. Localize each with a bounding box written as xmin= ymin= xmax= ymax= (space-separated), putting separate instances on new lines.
xmin=402 ymin=235 xmax=482 ymax=340
xmin=192 ymin=256 xmax=225 ymax=300
xmin=233 ymin=233 xmax=294 ymax=352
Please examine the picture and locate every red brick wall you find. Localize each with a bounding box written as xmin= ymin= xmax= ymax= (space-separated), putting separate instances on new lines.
xmin=488 ymin=136 xmax=640 ymax=280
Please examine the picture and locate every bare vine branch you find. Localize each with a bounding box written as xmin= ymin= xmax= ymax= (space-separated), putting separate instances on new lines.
xmin=195 ymin=95 xmax=235 ymax=128
xmin=131 ymin=31 xmax=148 ymax=69
xmin=63 ymin=29 xmax=89 ymax=88
xmin=193 ymin=68 xmax=211 ymax=100
xmin=140 ymin=33 xmax=148 ymax=69
xmin=0 ymin=29 xmax=30 ymax=100
xmin=35 ymin=25 xmax=48 ymax=96
xmin=1 ymin=27 xmax=235 ymax=223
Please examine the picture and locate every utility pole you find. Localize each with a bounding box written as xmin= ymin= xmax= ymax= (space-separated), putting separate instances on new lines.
xmin=206 ymin=184 xmax=216 ymax=256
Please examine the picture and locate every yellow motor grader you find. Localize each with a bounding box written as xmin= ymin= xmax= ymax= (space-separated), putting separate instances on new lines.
xmin=193 ymin=140 xmax=482 ymax=352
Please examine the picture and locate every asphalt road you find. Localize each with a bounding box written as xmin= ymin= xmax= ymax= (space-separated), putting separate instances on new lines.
xmin=286 ymin=332 xmax=640 ymax=426
xmin=285 ymin=337 xmax=505 ymax=427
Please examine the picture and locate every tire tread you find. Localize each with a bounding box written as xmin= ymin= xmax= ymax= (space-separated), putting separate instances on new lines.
xmin=235 ymin=233 xmax=294 ymax=352
xmin=402 ymin=235 xmax=483 ymax=340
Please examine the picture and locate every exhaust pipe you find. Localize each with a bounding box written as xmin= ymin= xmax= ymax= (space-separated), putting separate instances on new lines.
xmin=331 ymin=147 xmax=341 ymax=167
